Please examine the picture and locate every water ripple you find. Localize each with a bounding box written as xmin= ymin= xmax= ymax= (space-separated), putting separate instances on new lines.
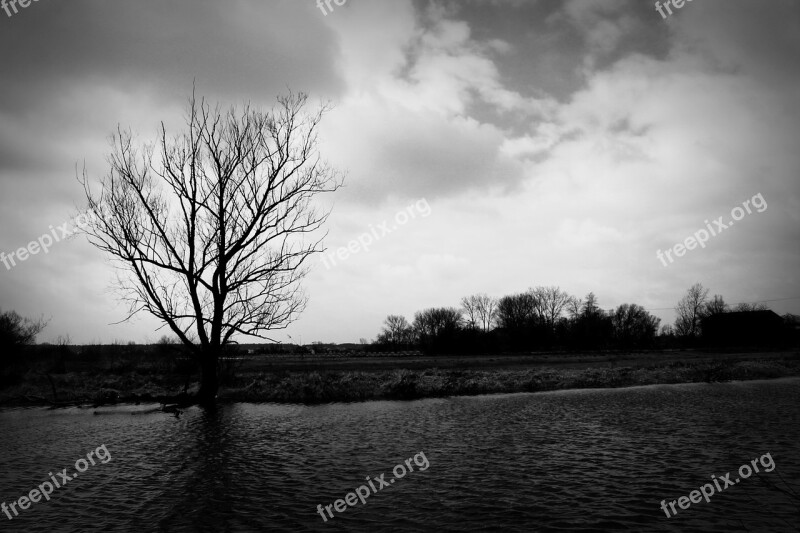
xmin=0 ymin=378 xmax=798 ymax=531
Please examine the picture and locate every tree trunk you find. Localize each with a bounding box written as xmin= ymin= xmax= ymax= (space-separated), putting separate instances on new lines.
xmin=197 ymin=346 xmax=219 ymax=405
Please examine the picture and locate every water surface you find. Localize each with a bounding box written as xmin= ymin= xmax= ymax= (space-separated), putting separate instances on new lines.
xmin=1 ymin=378 xmax=798 ymax=531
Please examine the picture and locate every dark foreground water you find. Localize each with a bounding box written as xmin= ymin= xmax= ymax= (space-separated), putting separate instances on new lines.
xmin=1 ymin=378 xmax=799 ymax=532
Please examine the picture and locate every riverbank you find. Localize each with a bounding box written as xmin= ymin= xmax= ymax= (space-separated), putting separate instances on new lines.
xmin=1 ymin=350 xmax=798 ymax=407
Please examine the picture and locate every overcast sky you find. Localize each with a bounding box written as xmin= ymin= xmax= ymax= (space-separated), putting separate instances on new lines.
xmin=1 ymin=0 xmax=798 ymax=345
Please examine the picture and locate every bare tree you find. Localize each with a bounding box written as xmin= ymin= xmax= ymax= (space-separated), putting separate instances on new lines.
xmin=413 ymin=308 xmax=462 ymax=339
xmin=566 ymin=295 xmax=582 ymax=320
xmin=733 ymin=302 xmax=769 ymax=312
xmin=496 ymin=292 xmax=538 ymax=330
xmin=461 ymin=293 xmax=497 ymax=332
xmin=79 ymin=91 xmax=343 ymax=404
xmin=610 ymin=303 xmax=661 ymax=347
xmin=674 ymin=283 xmax=709 ymax=337
xmin=704 ymin=294 xmax=728 ymax=316
xmin=531 ymin=286 xmax=572 ymax=330
xmin=0 ymin=309 xmax=47 ymax=350
xmin=476 ymin=294 xmax=498 ymax=332
xmin=378 ymin=315 xmax=413 ymax=345
xmin=460 ymin=295 xmax=480 ymax=330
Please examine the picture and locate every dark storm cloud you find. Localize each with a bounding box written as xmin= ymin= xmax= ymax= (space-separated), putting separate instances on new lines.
xmin=420 ymin=0 xmax=671 ymax=102
xmin=0 ymin=0 xmax=345 ymax=111
xmin=676 ymin=0 xmax=800 ymax=87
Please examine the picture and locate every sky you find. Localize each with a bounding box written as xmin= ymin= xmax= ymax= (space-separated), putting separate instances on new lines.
xmin=0 ymin=0 xmax=798 ymax=345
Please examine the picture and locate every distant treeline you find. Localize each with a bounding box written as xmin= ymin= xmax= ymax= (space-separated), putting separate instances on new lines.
xmin=1 ymin=282 xmax=798 ymax=362
xmin=372 ymin=284 xmax=800 ymax=354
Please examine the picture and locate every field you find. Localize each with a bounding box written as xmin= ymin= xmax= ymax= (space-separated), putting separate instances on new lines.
xmin=1 ymin=346 xmax=798 ymax=407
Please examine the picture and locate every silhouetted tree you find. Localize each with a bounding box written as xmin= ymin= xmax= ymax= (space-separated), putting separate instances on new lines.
xmin=413 ymin=307 xmax=462 ymax=352
xmin=532 ymin=286 xmax=573 ymax=330
xmin=566 ymin=296 xmax=582 ymax=319
xmin=566 ymin=292 xmax=612 ymax=349
xmin=377 ymin=315 xmax=414 ymax=346
xmin=497 ymin=292 xmax=537 ymax=331
xmin=0 ymin=310 xmax=47 ymax=380
xmin=496 ymin=292 xmax=541 ymax=349
xmin=461 ymin=296 xmax=480 ymax=330
xmin=611 ymin=304 xmax=661 ymax=348
xmin=0 ymin=309 xmax=47 ymax=353
xmin=674 ymin=283 xmax=709 ymax=338
xmin=461 ymin=293 xmax=497 ymax=332
xmin=413 ymin=308 xmax=462 ymax=337
xmin=733 ymin=302 xmax=769 ymax=312
xmin=582 ymin=292 xmax=601 ymax=317
xmin=79 ymin=91 xmax=342 ymax=404
xmin=704 ymin=294 xmax=728 ymax=316
xmin=476 ymin=294 xmax=498 ymax=332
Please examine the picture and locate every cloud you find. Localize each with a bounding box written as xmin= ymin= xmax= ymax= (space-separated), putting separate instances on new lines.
xmin=1 ymin=0 xmax=798 ymax=345
xmin=318 ymin=3 xmax=554 ymax=202
xmin=0 ymin=0 xmax=343 ymax=110
xmin=323 ymin=100 xmax=525 ymax=201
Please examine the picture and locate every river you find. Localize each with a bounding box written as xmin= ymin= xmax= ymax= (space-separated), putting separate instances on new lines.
xmin=1 ymin=378 xmax=798 ymax=531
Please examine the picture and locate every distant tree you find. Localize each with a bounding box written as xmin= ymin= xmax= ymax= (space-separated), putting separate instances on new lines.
xmin=674 ymin=283 xmax=709 ymax=337
xmin=378 ymin=315 xmax=414 ymax=345
xmin=496 ymin=292 xmax=538 ymax=330
xmin=733 ymin=302 xmax=769 ymax=312
xmin=566 ymin=293 xmax=612 ymax=348
xmin=660 ymin=324 xmax=674 ymax=336
xmin=460 ymin=296 xmax=481 ymax=330
xmin=79 ymin=91 xmax=342 ymax=404
xmin=496 ymin=292 xmax=545 ymax=350
xmin=611 ymin=303 xmax=661 ymax=347
xmin=0 ymin=310 xmax=47 ymax=351
xmin=412 ymin=308 xmax=462 ymax=352
xmin=476 ymin=294 xmax=498 ymax=332
xmin=155 ymin=334 xmax=183 ymax=356
xmin=0 ymin=310 xmax=47 ymax=377
xmin=413 ymin=308 xmax=462 ymax=338
xmin=581 ymin=292 xmax=602 ymax=318
xmin=532 ymin=286 xmax=572 ymax=330
xmin=461 ymin=293 xmax=497 ymax=332
xmin=55 ymin=334 xmax=72 ymax=347
xmin=566 ymin=296 xmax=582 ymax=319
xmin=704 ymin=295 xmax=728 ymax=316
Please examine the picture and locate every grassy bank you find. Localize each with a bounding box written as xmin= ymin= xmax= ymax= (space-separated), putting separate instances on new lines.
xmin=1 ymin=351 xmax=798 ymax=407
xmin=221 ymin=356 xmax=800 ymax=403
